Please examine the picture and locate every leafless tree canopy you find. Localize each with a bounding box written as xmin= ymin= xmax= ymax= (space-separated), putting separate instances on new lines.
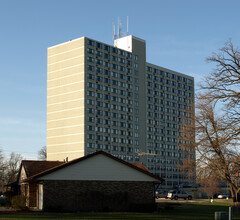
xmin=0 ymin=151 xmax=23 ymax=191
xmin=38 ymin=146 xmax=47 ymax=160
xmin=177 ymin=101 xmax=196 ymax=186
xmin=201 ymin=40 xmax=240 ymax=123
xmin=5 ymin=153 xmax=23 ymax=183
xmin=195 ymin=100 xmax=240 ymax=199
xmin=198 ymin=175 xmax=220 ymax=199
xmin=197 ymin=41 xmax=240 ymax=203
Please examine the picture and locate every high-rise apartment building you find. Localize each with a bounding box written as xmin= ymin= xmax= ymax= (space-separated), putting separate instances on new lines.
xmin=47 ymin=35 xmax=195 ymax=188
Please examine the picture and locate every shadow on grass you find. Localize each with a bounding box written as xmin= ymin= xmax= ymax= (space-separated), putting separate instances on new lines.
xmin=1 ymin=202 xmax=240 ymax=220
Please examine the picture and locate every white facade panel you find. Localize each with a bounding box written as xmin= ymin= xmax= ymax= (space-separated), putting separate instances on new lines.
xmin=37 ymin=154 xmax=157 ymax=182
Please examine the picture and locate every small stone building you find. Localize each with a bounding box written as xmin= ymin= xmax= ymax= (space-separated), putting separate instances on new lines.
xmin=19 ymin=151 xmax=162 ymax=212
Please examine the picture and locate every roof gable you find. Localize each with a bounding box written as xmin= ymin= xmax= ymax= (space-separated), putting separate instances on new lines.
xmin=27 ymin=151 xmax=162 ymax=182
xmin=21 ymin=160 xmax=64 ymax=178
xmin=18 ymin=166 xmax=27 ymax=183
xmin=36 ymin=154 xmax=159 ymax=181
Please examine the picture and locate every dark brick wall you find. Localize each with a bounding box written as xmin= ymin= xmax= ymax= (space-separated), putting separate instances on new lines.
xmin=42 ymin=180 xmax=155 ymax=212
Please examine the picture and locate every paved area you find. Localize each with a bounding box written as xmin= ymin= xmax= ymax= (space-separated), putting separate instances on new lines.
xmin=156 ymin=198 xmax=209 ymax=203
xmin=0 ymin=208 xmax=18 ymax=213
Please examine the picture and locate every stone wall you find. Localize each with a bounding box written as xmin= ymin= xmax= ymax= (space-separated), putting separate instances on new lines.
xmin=29 ymin=182 xmax=37 ymax=207
xmin=43 ymin=180 xmax=156 ymax=212
xmin=20 ymin=182 xmax=37 ymax=208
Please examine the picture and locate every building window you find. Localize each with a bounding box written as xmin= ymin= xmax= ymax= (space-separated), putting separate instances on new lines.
xmin=96 ymin=42 xmax=102 ymax=49
xmin=112 ymin=47 xmax=118 ymax=54
xmin=87 ymin=65 xmax=94 ymax=71
xmin=87 ymin=39 xmax=94 ymax=46
xmin=87 ymin=48 xmax=94 ymax=54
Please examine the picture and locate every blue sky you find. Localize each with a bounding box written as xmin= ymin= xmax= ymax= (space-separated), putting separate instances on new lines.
xmin=0 ymin=0 xmax=239 ymax=159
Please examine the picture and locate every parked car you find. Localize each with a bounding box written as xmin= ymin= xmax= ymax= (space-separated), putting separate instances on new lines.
xmin=218 ymin=194 xmax=231 ymax=199
xmin=0 ymin=196 xmax=7 ymax=206
xmin=167 ymin=190 xmax=192 ymax=200
xmin=155 ymin=191 xmax=168 ymax=199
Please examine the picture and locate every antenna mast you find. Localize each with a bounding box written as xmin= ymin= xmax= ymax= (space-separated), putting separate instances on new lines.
xmin=112 ymin=23 xmax=116 ymax=40
xmin=127 ymin=16 xmax=129 ymax=36
xmin=119 ymin=17 xmax=123 ymax=37
xmin=113 ymin=16 xmax=129 ymax=41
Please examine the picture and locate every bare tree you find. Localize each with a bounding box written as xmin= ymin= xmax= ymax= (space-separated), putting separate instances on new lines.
xmin=201 ymin=40 xmax=240 ymax=129
xmin=178 ymin=101 xmax=196 ymax=187
xmin=197 ymin=40 xmax=240 ymax=204
xmin=195 ymin=97 xmax=240 ymax=202
xmin=0 ymin=151 xmax=23 ymax=191
xmin=0 ymin=149 xmax=6 ymax=191
xmin=199 ymin=175 xmax=220 ymax=199
xmin=5 ymin=153 xmax=23 ymax=183
xmin=178 ymin=158 xmax=196 ymax=189
xmin=38 ymin=146 xmax=47 ymax=160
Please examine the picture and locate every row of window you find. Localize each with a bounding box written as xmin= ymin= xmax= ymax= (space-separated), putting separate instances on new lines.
xmin=88 ymin=56 xmax=137 ymax=67
xmin=147 ymin=103 xmax=192 ymax=111
xmin=147 ymin=137 xmax=180 ymax=146
xmin=88 ymin=64 xmax=137 ymax=73
xmin=147 ymin=157 xmax=178 ymax=164
xmin=148 ymin=167 xmax=180 ymax=173
xmin=86 ymin=143 xmax=139 ymax=156
xmin=87 ymin=39 xmax=138 ymax=60
xmin=146 ymin=120 xmax=178 ymax=128
xmin=87 ymin=78 xmax=138 ymax=91
xmin=146 ymin=67 xmax=193 ymax=84
xmin=87 ymin=108 xmax=139 ymax=121
xmin=147 ymin=127 xmax=178 ymax=136
xmin=86 ymin=84 xmax=138 ymax=97
xmin=146 ymin=82 xmax=193 ymax=92
xmin=146 ymin=142 xmax=181 ymax=149
xmin=147 ymin=107 xmax=178 ymax=115
xmin=148 ymin=95 xmax=191 ymax=104
xmin=87 ymin=72 xmax=139 ymax=83
xmin=87 ymin=66 xmax=139 ymax=78
xmin=147 ymin=136 xmax=177 ymax=143
xmin=147 ymin=111 xmax=192 ymax=118
xmin=147 ymin=100 xmax=189 ymax=109
xmin=111 ymin=154 xmax=140 ymax=162
xmin=148 ymin=75 xmax=191 ymax=85
xmin=87 ymin=117 xmax=139 ymax=128
xmin=87 ymin=94 xmax=139 ymax=106
xmin=87 ymin=83 xmax=139 ymax=98
xmin=87 ymin=101 xmax=139 ymax=114
xmin=87 ymin=139 xmax=139 ymax=147
xmin=87 ymin=134 xmax=135 ymax=143
xmin=87 ymin=126 xmax=139 ymax=136
xmin=147 ymin=81 xmax=193 ymax=91
xmin=147 ymin=88 xmax=193 ymax=97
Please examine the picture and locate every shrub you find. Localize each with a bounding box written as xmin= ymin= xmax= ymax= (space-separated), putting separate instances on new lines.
xmin=3 ymin=191 xmax=14 ymax=207
xmin=11 ymin=195 xmax=28 ymax=210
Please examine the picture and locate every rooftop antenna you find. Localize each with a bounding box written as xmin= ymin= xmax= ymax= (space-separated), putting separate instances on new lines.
xmin=112 ymin=22 xmax=116 ymax=40
xmin=118 ymin=17 xmax=123 ymax=37
xmin=127 ymin=16 xmax=129 ymax=36
xmin=113 ymin=17 xmax=129 ymax=41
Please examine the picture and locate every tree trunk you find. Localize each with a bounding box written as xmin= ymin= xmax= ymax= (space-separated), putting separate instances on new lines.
xmin=229 ymin=184 xmax=235 ymax=201
xmin=234 ymin=202 xmax=240 ymax=209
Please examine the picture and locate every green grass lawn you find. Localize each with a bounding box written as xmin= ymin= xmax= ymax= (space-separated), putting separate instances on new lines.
xmin=1 ymin=199 xmax=240 ymax=220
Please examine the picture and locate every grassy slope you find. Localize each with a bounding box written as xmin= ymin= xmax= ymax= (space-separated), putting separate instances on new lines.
xmin=1 ymin=200 xmax=240 ymax=220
